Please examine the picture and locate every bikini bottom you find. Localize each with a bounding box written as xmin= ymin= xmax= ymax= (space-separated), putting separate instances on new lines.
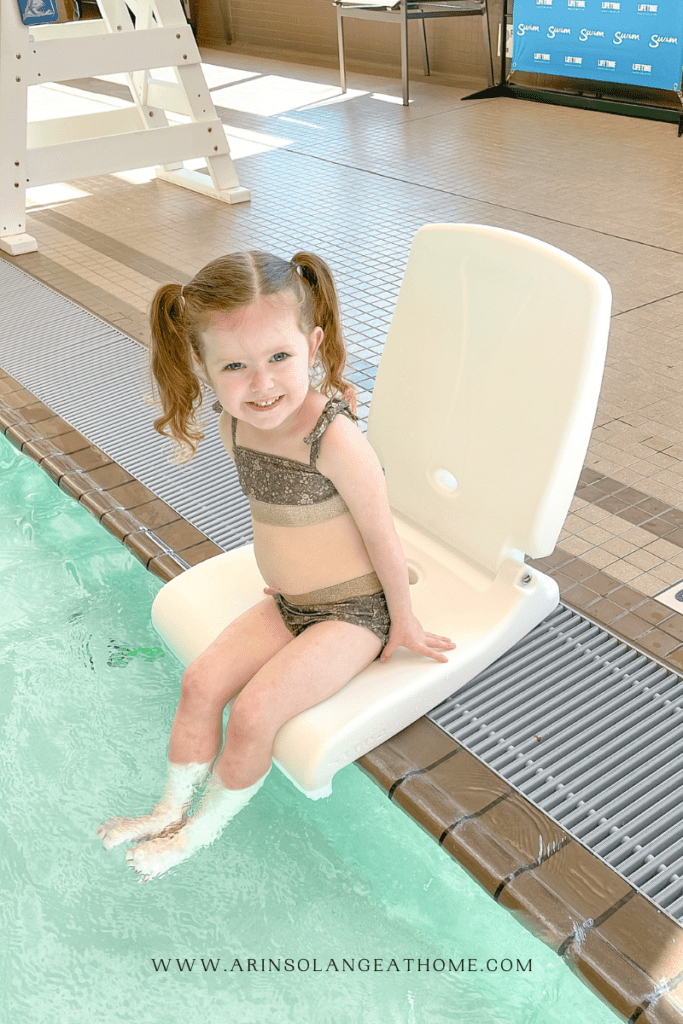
xmin=272 ymin=571 xmax=391 ymax=656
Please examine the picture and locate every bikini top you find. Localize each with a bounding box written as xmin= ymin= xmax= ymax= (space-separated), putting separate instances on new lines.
xmin=230 ymin=397 xmax=358 ymax=527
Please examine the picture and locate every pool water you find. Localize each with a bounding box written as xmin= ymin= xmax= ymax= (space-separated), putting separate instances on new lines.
xmin=0 ymin=433 xmax=618 ymax=1024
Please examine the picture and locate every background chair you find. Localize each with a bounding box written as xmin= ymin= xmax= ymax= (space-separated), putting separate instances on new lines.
xmin=152 ymin=224 xmax=612 ymax=800
xmin=333 ymin=0 xmax=495 ymax=105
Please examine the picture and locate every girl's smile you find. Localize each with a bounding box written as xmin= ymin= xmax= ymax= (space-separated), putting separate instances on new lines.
xmin=245 ymin=394 xmax=284 ymax=411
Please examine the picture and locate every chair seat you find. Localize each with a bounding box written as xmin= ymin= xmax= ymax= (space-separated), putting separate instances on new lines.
xmin=151 ymin=515 xmax=558 ymax=799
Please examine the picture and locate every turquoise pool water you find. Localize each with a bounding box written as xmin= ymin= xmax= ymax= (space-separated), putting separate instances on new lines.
xmin=0 ymin=433 xmax=619 ymax=1024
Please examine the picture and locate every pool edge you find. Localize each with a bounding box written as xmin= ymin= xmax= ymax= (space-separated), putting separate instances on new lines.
xmin=0 ymin=369 xmax=222 ymax=582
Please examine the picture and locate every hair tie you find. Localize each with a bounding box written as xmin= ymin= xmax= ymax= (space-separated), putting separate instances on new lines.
xmin=295 ymin=262 xmax=316 ymax=286
xmin=178 ymin=284 xmax=187 ymax=312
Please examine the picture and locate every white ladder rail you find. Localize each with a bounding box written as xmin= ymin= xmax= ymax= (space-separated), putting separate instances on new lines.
xmin=0 ymin=0 xmax=249 ymax=256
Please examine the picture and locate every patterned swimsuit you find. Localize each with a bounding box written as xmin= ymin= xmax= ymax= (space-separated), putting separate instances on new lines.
xmin=230 ymin=396 xmax=391 ymax=652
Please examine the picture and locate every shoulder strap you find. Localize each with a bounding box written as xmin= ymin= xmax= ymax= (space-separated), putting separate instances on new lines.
xmin=231 ymin=414 xmax=237 ymax=447
xmin=304 ymin=397 xmax=358 ymax=468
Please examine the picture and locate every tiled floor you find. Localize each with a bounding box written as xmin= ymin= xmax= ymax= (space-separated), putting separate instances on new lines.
xmin=6 ymin=47 xmax=683 ymax=676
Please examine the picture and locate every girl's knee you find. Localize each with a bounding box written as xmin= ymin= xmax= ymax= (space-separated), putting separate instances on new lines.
xmin=180 ymin=660 xmax=229 ymax=709
xmin=227 ymin=690 xmax=274 ymax=744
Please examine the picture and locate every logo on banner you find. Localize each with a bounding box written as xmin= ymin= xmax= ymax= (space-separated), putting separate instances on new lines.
xmin=17 ymin=0 xmax=58 ymax=23
xmin=517 ymin=23 xmax=541 ymax=34
xmin=565 ymin=55 xmax=582 ymax=64
xmin=534 ymin=52 xmax=551 ymax=60
xmin=579 ymin=29 xmax=605 ymax=41
xmin=632 ymin=62 xmax=652 ymax=72
xmin=637 ymin=4 xmax=657 ymax=11
xmin=547 ymin=25 xmax=571 ymax=37
xmin=536 ymin=0 xmax=552 ymax=5
xmin=650 ymin=35 xmax=678 ymax=48
xmin=567 ymin=1 xmax=585 ymax=8
xmin=613 ymin=31 xmax=640 ymax=45
xmin=602 ymin=2 xmax=620 ymax=9
xmin=598 ymin=59 xmax=617 ymax=68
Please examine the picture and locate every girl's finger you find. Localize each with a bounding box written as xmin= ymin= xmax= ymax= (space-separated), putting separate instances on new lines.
xmin=426 ymin=648 xmax=450 ymax=663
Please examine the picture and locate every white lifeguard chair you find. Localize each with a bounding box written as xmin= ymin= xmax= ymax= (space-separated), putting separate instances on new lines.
xmin=0 ymin=0 xmax=249 ymax=256
xmin=151 ymin=224 xmax=612 ymax=799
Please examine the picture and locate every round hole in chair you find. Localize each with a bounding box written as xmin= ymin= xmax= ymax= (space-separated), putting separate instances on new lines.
xmin=407 ymin=564 xmax=420 ymax=585
xmin=432 ymin=468 xmax=458 ymax=494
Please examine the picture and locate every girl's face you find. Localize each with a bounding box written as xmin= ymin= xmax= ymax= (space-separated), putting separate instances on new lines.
xmin=196 ymin=295 xmax=323 ymax=432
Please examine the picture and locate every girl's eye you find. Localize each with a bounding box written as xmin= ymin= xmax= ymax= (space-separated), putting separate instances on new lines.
xmin=223 ymin=353 xmax=288 ymax=371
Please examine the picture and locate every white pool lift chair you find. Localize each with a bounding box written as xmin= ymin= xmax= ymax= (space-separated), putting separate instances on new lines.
xmin=151 ymin=224 xmax=612 ymax=799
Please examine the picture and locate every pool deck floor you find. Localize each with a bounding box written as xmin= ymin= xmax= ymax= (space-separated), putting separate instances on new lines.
xmin=2 ymin=46 xmax=683 ymax=1022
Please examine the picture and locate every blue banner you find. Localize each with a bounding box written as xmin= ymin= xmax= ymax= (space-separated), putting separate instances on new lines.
xmin=512 ymin=0 xmax=683 ymax=92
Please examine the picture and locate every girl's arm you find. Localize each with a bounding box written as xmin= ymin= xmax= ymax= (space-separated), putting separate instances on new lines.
xmin=318 ymin=415 xmax=456 ymax=663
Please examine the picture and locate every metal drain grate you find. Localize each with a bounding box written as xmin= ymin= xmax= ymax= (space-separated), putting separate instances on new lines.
xmin=428 ymin=603 xmax=683 ymax=925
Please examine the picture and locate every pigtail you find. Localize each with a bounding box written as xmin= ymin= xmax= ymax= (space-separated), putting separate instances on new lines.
xmin=148 ymin=283 xmax=205 ymax=463
xmin=291 ymin=252 xmax=357 ymax=413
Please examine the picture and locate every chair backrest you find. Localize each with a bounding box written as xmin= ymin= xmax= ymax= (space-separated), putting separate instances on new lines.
xmin=367 ymin=224 xmax=611 ymax=575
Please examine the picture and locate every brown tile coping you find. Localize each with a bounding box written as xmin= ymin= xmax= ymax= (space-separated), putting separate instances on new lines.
xmin=3 ymin=370 xmax=683 ymax=1022
xmin=359 ymin=721 xmax=683 ymax=1024
xmin=0 ymin=377 xmax=197 ymax=582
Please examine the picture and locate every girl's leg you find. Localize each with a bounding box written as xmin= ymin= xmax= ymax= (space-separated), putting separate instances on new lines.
xmin=126 ymin=620 xmax=382 ymax=880
xmin=166 ymin=596 xmax=294 ymax=766
xmin=215 ymin=621 xmax=383 ymax=790
xmin=96 ymin=597 xmax=294 ymax=849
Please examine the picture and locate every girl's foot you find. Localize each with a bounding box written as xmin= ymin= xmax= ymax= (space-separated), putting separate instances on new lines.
xmin=126 ymin=824 xmax=194 ymax=881
xmin=96 ymin=810 xmax=185 ymax=850
xmin=96 ymin=759 xmax=213 ymax=850
xmin=125 ymin=769 xmax=270 ymax=881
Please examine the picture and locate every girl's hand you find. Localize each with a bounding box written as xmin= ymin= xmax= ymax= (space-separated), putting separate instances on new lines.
xmin=263 ymin=587 xmax=278 ymax=596
xmin=380 ymin=613 xmax=456 ymax=664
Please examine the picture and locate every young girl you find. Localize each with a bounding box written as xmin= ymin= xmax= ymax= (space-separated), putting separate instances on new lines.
xmin=97 ymin=250 xmax=456 ymax=881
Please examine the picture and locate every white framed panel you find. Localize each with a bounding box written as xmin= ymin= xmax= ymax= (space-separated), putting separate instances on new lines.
xmin=26 ymin=119 xmax=230 ymax=186
xmin=27 ymin=107 xmax=147 ymax=148
xmin=26 ymin=26 xmax=196 ymax=85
